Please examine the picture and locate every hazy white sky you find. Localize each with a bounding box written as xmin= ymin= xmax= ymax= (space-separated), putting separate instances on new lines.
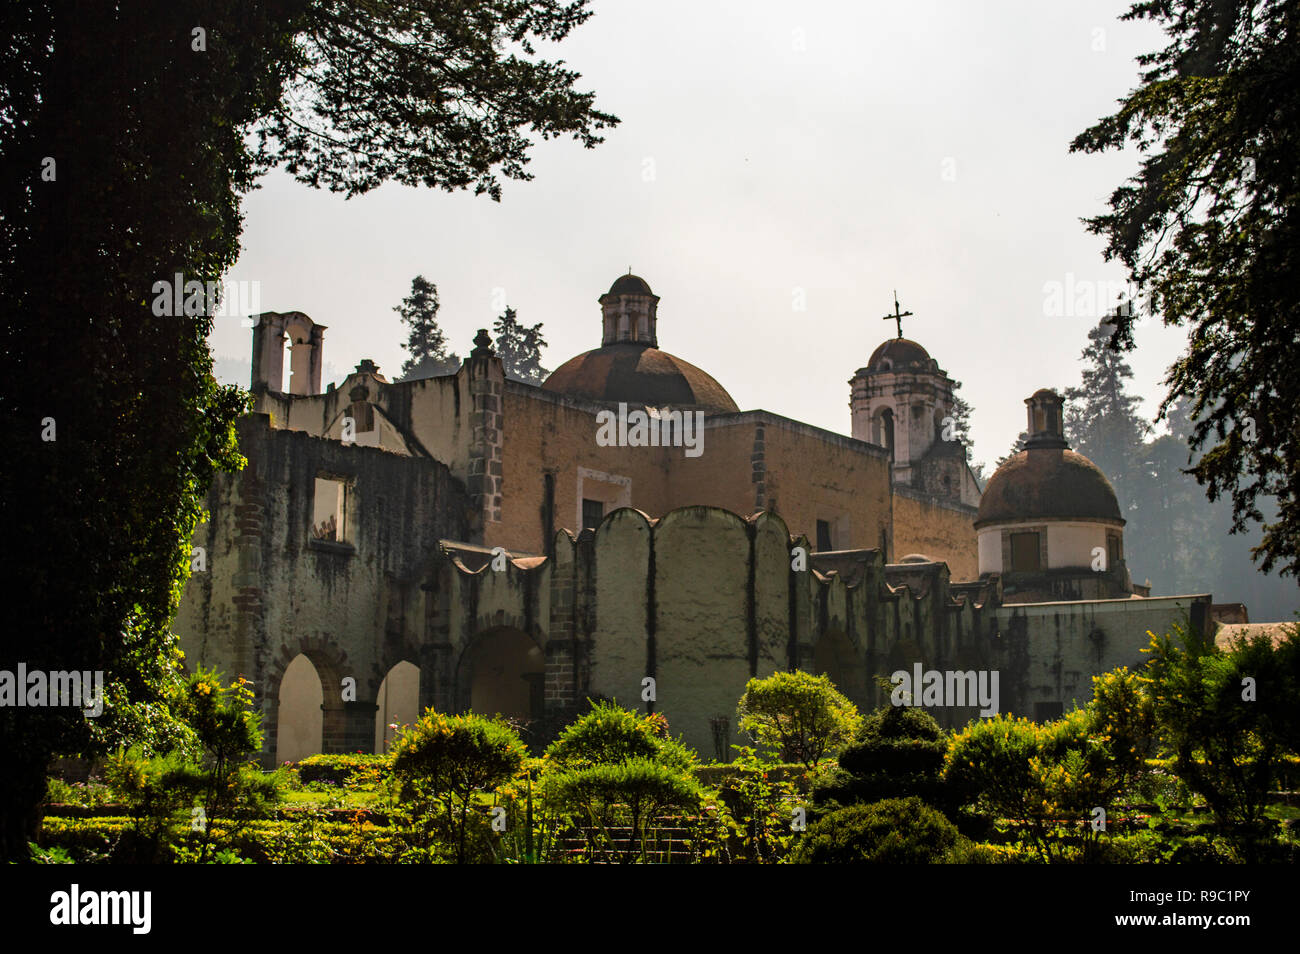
xmin=210 ymin=0 xmax=1187 ymax=469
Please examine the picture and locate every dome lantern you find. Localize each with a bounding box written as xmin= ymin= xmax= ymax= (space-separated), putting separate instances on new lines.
xmin=599 ymin=272 xmax=659 ymax=347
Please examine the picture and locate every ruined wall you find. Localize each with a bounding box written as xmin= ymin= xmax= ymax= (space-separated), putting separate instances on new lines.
xmin=174 ymin=413 xmax=471 ymax=765
xmin=450 ymin=509 xmax=991 ymax=755
xmin=892 ymin=486 xmax=979 ymax=580
xmin=255 ymin=367 xmax=471 ymax=481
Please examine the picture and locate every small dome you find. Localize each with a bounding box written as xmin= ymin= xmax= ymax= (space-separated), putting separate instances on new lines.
xmin=607 ymin=274 xmax=655 ymax=297
xmin=542 ymin=343 xmax=739 ymax=413
xmin=975 ymin=448 xmax=1123 ymax=528
xmin=899 ymin=553 xmax=934 ymax=564
xmin=867 ymin=338 xmax=931 ymax=371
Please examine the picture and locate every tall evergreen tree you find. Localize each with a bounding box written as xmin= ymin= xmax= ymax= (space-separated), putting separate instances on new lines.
xmin=493 ymin=307 xmax=549 ymax=385
xmin=948 ymin=382 xmax=986 ymax=486
xmin=396 ymin=275 xmax=460 ymax=379
xmin=1071 ymin=0 xmax=1300 ymax=577
xmin=1063 ymin=319 xmax=1152 ymax=509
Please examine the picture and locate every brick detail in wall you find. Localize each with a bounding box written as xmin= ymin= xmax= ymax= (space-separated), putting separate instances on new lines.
xmin=467 ymin=359 xmax=505 ymax=529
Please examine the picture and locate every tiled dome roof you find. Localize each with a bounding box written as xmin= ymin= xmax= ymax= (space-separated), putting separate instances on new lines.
xmin=541 ymin=343 xmax=739 ymax=413
xmin=975 ymin=448 xmax=1123 ymax=528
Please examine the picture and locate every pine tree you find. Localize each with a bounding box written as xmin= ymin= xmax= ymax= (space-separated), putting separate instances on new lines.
xmin=493 ymin=307 xmax=549 ymax=385
xmin=1071 ymin=0 xmax=1300 ymax=576
xmin=1063 ymin=319 xmax=1151 ymax=507
xmin=949 ymin=381 xmax=986 ymax=482
xmin=396 ymin=275 xmax=460 ymax=379
xmin=996 ymin=433 xmax=1027 ymax=468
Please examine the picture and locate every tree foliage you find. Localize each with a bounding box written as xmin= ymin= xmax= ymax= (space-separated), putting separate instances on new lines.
xmin=791 ymin=796 xmax=962 ymax=865
xmin=390 ymin=710 xmax=527 ymax=863
xmin=737 ymin=671 xmax=862 ymax=770
xmin=1141 ymin=623 xmax=1300 ymax=830
xmin=493 ymin=306 xmax=550 ymax=385
xmin=538 ymin=702 xmax=700 ymax=863
xmin=0 ymin=0 xmax=616 ymax=861
xmin=396 ymin=275 xmax=460 ymax=379
xmin=814 ymin=706 xmax=952 ymax=813
xmin=542 ymin=701 xmax=693 ymax=772
xmin=1071 ymin=0 xmax=1300 ymax=576
xmin=1064 ymin=319 xmax=1151 ymax=497
xmin=253 ymin=0 xmax=618 ymax=200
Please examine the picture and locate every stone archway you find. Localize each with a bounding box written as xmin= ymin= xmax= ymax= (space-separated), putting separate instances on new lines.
xmin=275 ymin=654 xmax=324 ymax=764
xmin=264 ymin=636 xmax=359 ymax=766
xmin=374 ymin=660 xmax=420 ymax=752
xmin=456 ymin=626 xmax=545 ymax=724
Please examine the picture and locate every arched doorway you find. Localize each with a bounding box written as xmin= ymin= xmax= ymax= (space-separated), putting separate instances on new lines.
xmin=374 ymin=661 xmax=420 ymax=752
xmin=276 ymin=654 xmax=324 ymax=764
xmin=457 ymin=627 xmax=545 ymax=724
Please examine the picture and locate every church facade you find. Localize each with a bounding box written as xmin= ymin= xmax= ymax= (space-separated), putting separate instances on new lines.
xmin=175 ymin=275 xmax=1215 ymax=764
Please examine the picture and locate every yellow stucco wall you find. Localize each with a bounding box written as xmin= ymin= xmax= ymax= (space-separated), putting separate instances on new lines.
xmin=892 ymin=489 xmax=979 ymax=580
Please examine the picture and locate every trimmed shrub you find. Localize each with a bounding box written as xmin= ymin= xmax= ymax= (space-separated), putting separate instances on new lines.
xmin=543 ymin=702 xmax=694 ymax=772
xmin=737 ymin=671 xmax=862 ymax=769
xmin=542 ymin=758 xmax=705 ymax=863
xmin=390 ymin=710 xmax=527 ymax=863
xmin=816 ymin=706 xmax=951 ymax=813
xmin=297 ymin=753 xmax=392 ymax=786
xmin=791 ymin=797 xmax=962 ymax=864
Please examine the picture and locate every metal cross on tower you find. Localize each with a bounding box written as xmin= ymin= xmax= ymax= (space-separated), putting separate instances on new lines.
xmin=882 ymin=291 xmax=913 ymax=339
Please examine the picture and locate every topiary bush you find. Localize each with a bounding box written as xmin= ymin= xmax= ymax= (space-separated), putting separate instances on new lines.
xmin=814 ymin=706 xmax=952 ymax=815
xmin=389 ymin=710 xmax=527 ymax=863
xmin=790 ymin=796 xmax=963 ymax=864
xmin=539 ymin=703 xmax=703 ymax=863
xmin=542 ymin=701 xmax=694 ymax=772
xmin=736 ymin=671 xmax=862 ymax=770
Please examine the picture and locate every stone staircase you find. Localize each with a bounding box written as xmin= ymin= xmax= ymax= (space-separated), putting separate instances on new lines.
xmin=558 ymin=815 xmax=702 ymax=863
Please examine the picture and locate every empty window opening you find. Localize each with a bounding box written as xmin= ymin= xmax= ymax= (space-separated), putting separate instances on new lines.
xmin=313 ymin=477 xmax=349 ymax=543
xmin=582 ymin=498 xmax=605 ymax=532
xmin=816 ymin=519 xmax=833 ymax=552
xmin=281 ymin=332 xmax=293 ymax=393
xmin=1010 ymin=531 xmax=1040 ymax=573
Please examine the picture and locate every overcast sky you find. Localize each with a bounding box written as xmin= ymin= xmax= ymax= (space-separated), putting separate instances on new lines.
xmin=209 ymin=0 xmax=1187 ymax=470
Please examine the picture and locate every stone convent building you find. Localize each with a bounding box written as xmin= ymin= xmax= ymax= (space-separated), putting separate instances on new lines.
xmin=176 ymin=275 xmax=1215 ymax=764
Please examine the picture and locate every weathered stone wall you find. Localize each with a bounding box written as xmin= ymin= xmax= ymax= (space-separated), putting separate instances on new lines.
xmin=179 ymin=416 xmax=1212 ymax=764
xmin=174 ymin=413 xmax=471 ymax=765
xmin=892 ymin=486 xmax=979 ymax=580
xmin=992 ymin=594 xmax=1212 ymax=716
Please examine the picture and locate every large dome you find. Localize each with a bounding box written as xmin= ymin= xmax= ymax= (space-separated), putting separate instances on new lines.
xmin=866 ymin=337 xmax=933 ymax=371
xmin=975 ymin=447 xmax=1123 ymax=529
xmin=541 ymin=343 xmax=740 ymax=413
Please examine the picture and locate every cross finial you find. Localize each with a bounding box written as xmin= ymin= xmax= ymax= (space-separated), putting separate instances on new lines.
xmin=882 ymin=291 xmax=913 ymax=339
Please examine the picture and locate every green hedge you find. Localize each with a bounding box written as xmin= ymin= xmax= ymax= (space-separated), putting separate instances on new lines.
xmin=39 ymin=813 xmax=407 ymax=864
xmin=295 ymin=753 xmax=392 ymax=786
xmin=791 ymin=797 xmax=963 ymax=864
